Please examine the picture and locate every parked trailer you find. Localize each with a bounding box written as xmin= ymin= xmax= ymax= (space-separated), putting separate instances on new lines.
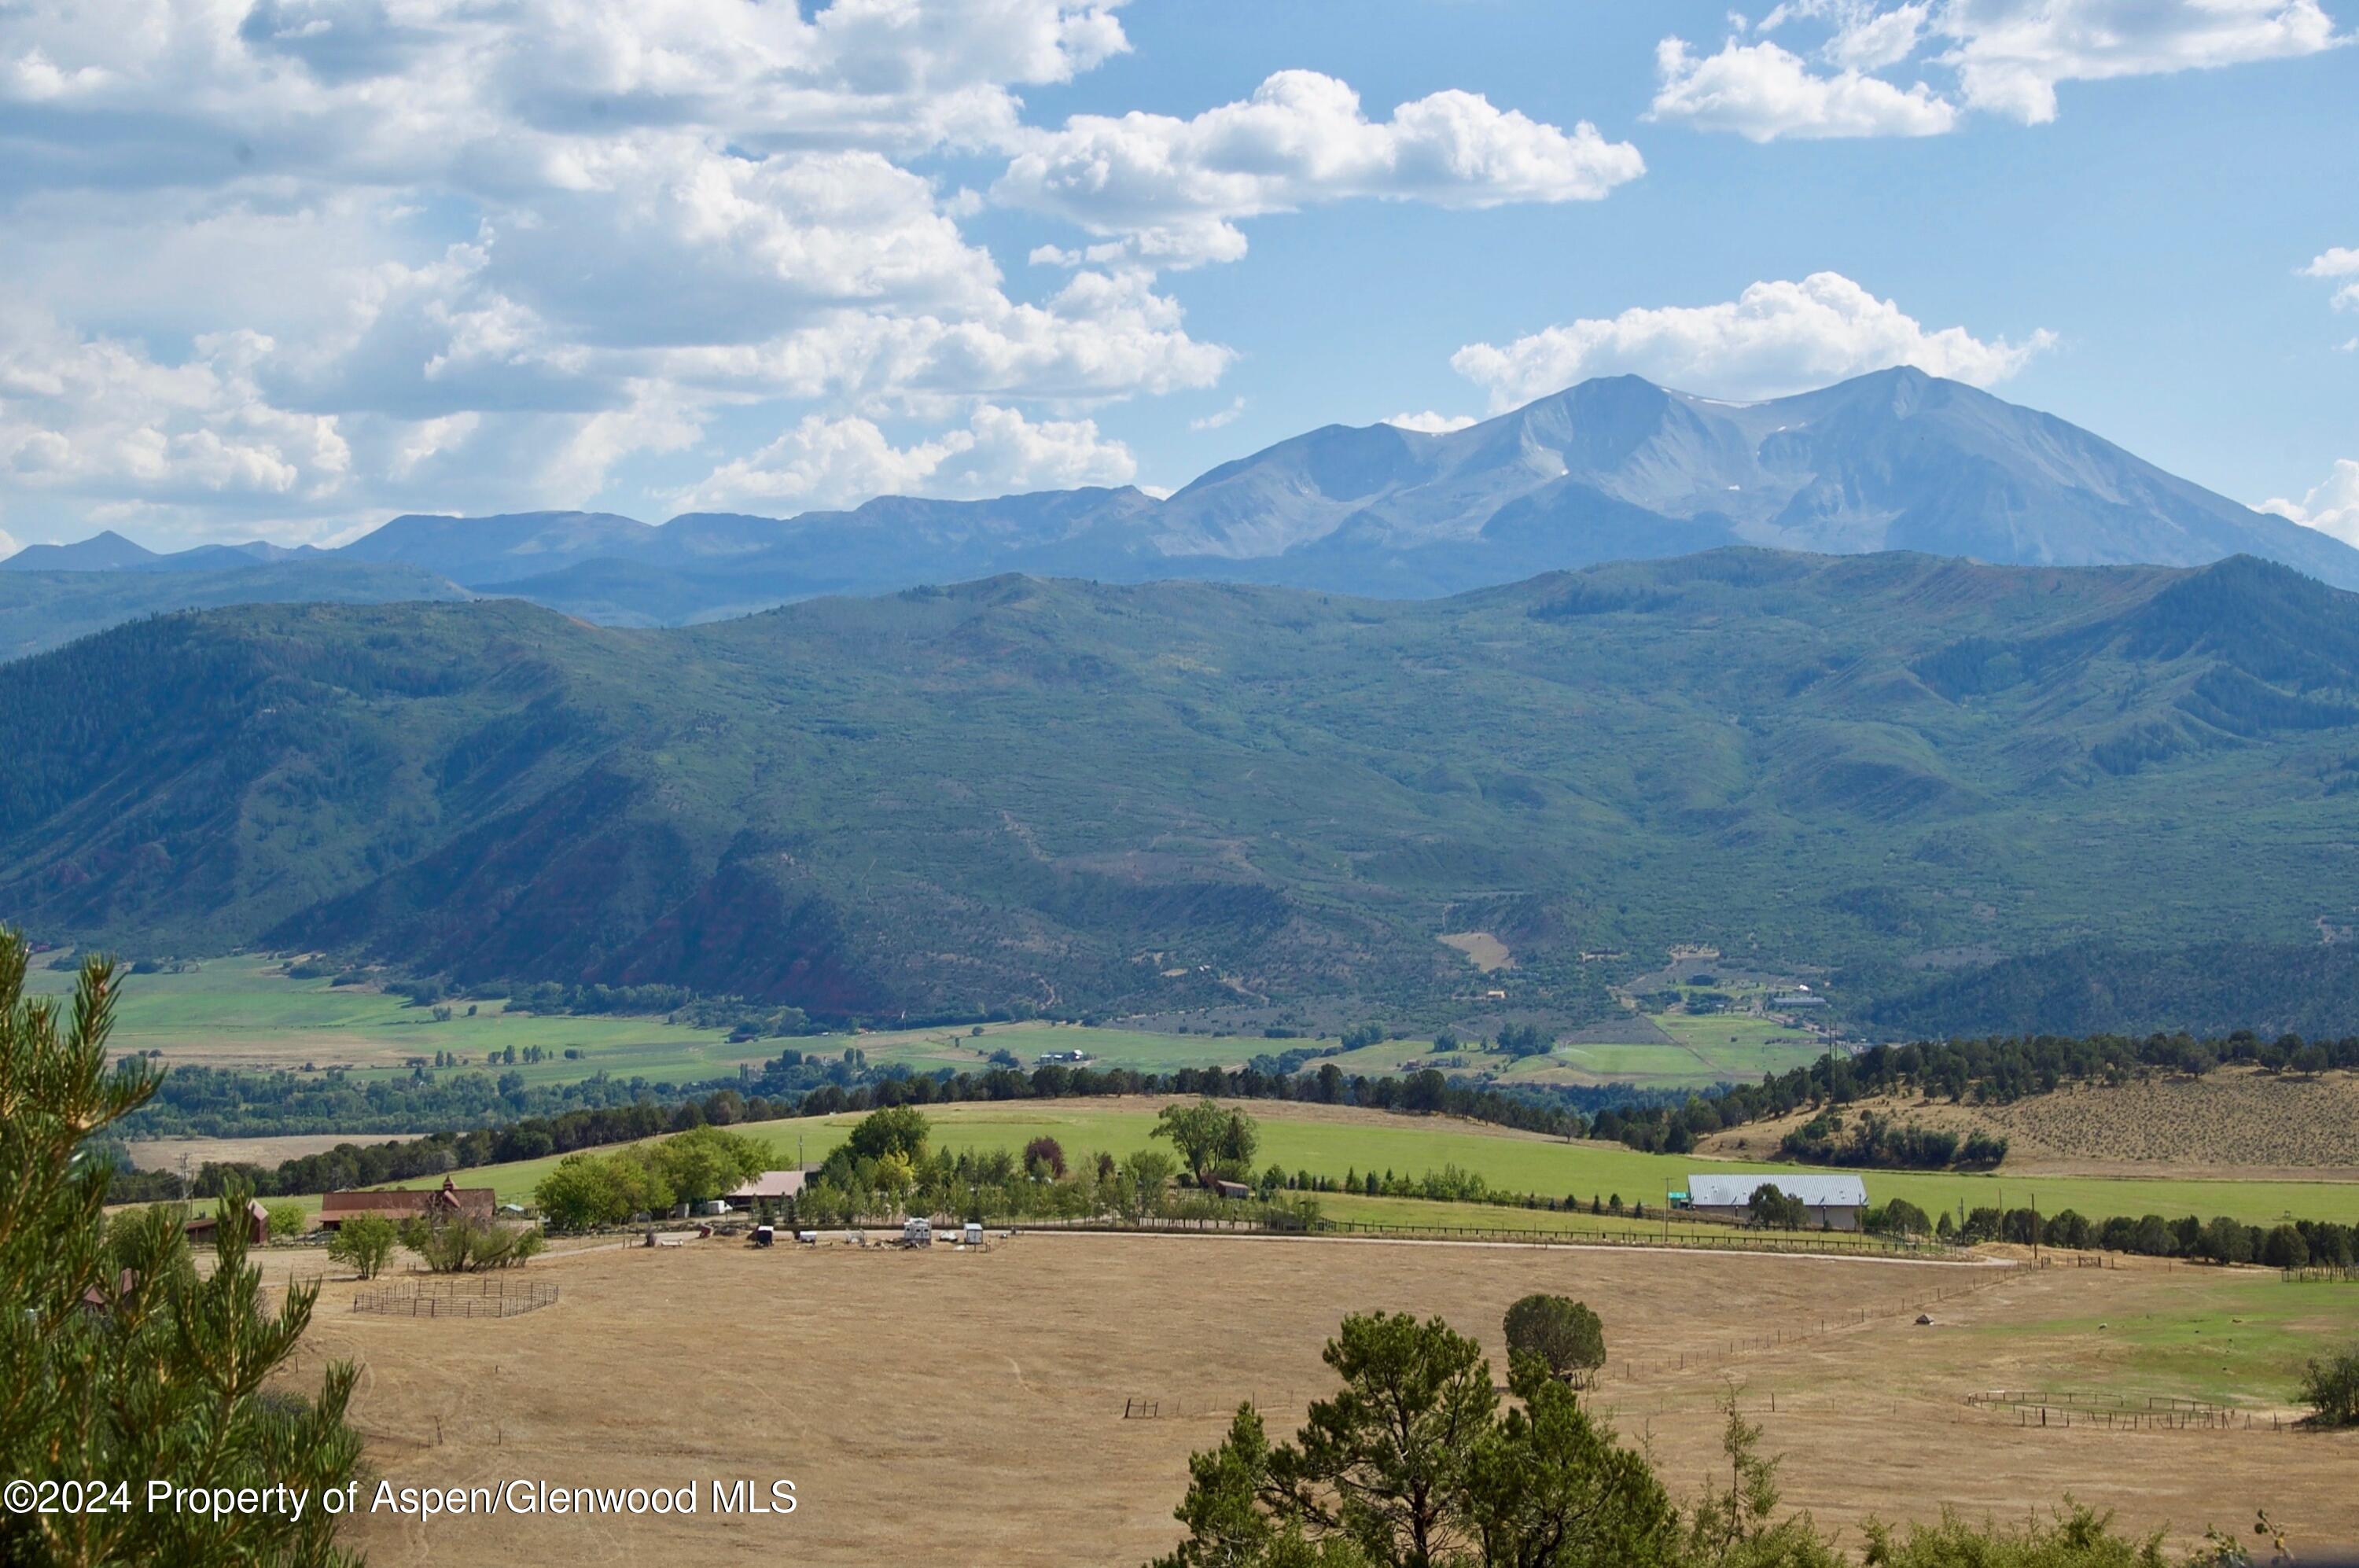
xmin=902 ymin=1218 xmax=933 ymax=1249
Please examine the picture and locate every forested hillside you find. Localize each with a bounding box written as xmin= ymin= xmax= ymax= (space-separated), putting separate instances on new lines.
xmin=7 ymin=549 xmax=2359 ymax=1031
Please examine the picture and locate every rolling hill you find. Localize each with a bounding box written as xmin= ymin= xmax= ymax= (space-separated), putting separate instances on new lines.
xmin=6 ymin=369 xmax=2353 ymax=651
xmin=6 ymin=549 xmax=2359 ymax=1032
xmin=0 ymin=558 xmax=472 ymax=663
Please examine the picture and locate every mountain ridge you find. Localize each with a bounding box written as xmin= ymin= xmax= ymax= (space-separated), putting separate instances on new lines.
xmin=5 ymin=369 xmax=2351 ymax=652
xmin=6 ymin=547 xmax=2358 ymax=1034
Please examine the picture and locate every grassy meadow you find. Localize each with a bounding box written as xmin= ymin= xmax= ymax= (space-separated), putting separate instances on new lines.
xmin=348 ymin=1099 xmax=2359 ymax=1228
xmin=43 ymin=951 xmax=1849 ymax=1099
xmin=33 ymin=955 xmax=1269 ymax=1089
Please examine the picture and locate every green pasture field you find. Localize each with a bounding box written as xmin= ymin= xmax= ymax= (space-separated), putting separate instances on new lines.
xmin=29 ymin=955 xmax=1258 ymax=1088
xmin=1948 ymin=1269 xmax=2359 ymax=1409
xmin=34 ymin=955 xmax=1848 ymax=1102
xmin=852 ymin=1022 xmax=1264 ymax=1076
xmin=359 ymin=1100 xmax=2359 ymax=1227
xmin=30 ymin=955 xmax=771 ymax=1085
xmin=1651 ymin=1010 xmax=1827 ymax=1058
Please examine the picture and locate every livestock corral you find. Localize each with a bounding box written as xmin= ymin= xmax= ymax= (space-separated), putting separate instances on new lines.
xmin=270 ymin=1228 xmax=2359 ymax=1566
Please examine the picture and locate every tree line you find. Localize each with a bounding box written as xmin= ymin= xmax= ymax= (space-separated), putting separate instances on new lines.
xmin=1592 ymin=1029 xmax=2359 ymax=1161
xmin=1777 ymin=1110 xmax=2008 ymax=1171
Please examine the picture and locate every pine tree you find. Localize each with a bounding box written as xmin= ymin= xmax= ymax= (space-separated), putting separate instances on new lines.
xmin=0 ymin=933 xmax=363 ymax=1567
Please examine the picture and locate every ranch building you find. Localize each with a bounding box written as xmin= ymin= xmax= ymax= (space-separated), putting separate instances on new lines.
xmin=722 ymin=1170 xmax=808 ymax=1212
xmin=318 ymin=1175 xmax=496 ymax=1231
xmin=1680 ymin=1173 xmax=1867 ymax=1231
xmin=185 ymin=1198 xmax=271 ymax=1246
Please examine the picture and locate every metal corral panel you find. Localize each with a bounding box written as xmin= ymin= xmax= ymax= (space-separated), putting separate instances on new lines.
xmin=1684 ymin=1173 xmax=1867 ymax=1209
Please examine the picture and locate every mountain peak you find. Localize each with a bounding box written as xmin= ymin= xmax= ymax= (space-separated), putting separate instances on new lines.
xmin=0 ymin=528 xmax=160 ymax=572
xmin=13 ymin=372 xmax=2359 ymax=624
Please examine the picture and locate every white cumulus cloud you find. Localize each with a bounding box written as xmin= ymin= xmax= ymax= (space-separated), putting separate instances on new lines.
xmin=2261 ymin=459 xmax=2359 ymax=548
xmin=677 ymin=404 xmax=1135 ymax=513
xmin=1650 ymin=38 xmax=1957 ymax=141
xmin=2306 ymin=246 xmax=2359 ymax=311
xmin=0 ymin=0 xmax=1234 ymax=543
xmin=1652 ymin=1 xmax=2344 ymax=141
xmin=0 ymin=307 xmax=351 ymax=509
xmin=996 ymin=68 xmax=1643 ymax=266
xmin=1450 ymin=272 xmax=2055 ymax=408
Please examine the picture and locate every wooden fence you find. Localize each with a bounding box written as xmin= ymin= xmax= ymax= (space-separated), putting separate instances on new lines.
xmin=1010 ymin=1213 xmax=1966 ymax=1261
xmin=1966 ymin=1390 xmax=2295 ymax=1432
xmin=353 ymin=1278 xmax=558 ymax=1319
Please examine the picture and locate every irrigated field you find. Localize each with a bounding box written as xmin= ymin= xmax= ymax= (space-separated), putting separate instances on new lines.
xmin=28 ymin=956 xmax=1254 ymax=1089
xmin=36 ymin=954 xmax=1865 ymax=1097
xmin=377 ymin=1098 xmax=2359 ymax=1229
xmin=278 ymin=1231 xmax=2359 ymax=1566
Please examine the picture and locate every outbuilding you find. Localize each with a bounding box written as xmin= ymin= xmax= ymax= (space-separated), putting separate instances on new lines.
xmin=722 ymin=1170 xmax=808 ymax=1213
xmin=1682 ymin=1173 xmax=1866 ymax=1231
xmin=318 ymin=1174 xmax=495 ymax=1231
xmin=185 ymin=1198 xmax=271 ymax=1246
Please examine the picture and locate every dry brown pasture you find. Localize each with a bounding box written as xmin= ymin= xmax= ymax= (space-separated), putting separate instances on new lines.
xmin=1697 ymin=1066 xmax=2359 ymax=1178
xmin=270 ymin=1232 xmax=2359 ymax=1567
xmin=123 ymin=1133 xmax=429 ymax=1172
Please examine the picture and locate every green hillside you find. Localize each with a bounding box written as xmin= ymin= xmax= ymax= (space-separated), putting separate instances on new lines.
xmin=8 ymin=550 xmax=2359 ymax=1035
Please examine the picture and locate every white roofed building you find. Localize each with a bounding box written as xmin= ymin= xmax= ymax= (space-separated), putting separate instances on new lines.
xmin=1680 ymin=1173 xmax=1866 ymax=1231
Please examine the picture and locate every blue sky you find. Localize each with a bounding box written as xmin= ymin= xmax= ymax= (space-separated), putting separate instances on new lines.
xmin=0 ymin=0 xmax=2353 ymax=554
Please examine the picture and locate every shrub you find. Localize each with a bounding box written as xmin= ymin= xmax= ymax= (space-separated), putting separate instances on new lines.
xmin=1866 ymin=1198 xmax=1933 ymax=1239
xmin=326 ymin=1212 xmax=399 ymax=1279
xmin=404 ymin=1216 xmax=542 ymax=1272
xmin=2300 ymin=1348 xmax=2359 ymax=1427
xmin=263 ymin=1201 xmax=308 ymax=1242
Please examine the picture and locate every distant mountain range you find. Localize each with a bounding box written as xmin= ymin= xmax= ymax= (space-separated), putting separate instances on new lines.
xmin=7 ymin=368 xmax=2353 ymax=652
xmin=9 ymin=548 xmax=2359 ymax=1036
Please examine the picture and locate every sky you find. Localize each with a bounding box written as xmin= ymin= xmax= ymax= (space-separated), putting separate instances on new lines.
xmin=0 ymin=0 xmax=2353 ymax=557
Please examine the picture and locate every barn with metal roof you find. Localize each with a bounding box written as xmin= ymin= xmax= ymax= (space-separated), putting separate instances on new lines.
xmin=1682 ymin=1173 xmax=1867 ymax=1231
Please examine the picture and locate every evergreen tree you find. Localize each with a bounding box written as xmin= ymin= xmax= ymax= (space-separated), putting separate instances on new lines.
xmin=0 ymin=934 xmax=362 ymax=1567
